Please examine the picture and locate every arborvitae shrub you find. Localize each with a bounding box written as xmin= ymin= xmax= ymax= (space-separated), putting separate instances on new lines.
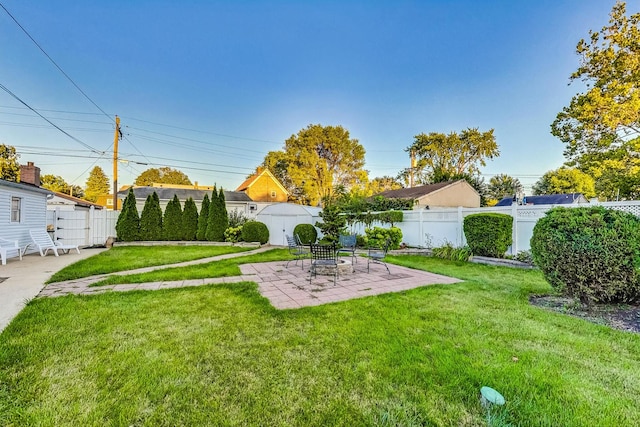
xmin=241 ymin=221 xmax=269 ymax=244
xmin=315 ymin=204 xmax=346 ymax=244
xmin=115 ymin=188 xmax=140 ymax=241
xmin=163 ymin=195 xmax=183 ymax=241
xmin=139 ymin=192 xmax=163 ymax=241
xmin=463 ymin=213 xmax=512 ymax=258
xmin=182 ymin=197 xmax=199 ymax=241
xmin=196 ymin=194 xmax=210 ymax=241
xmin=293 ymin=223 xmax=317 ymax=244
xmin=531 ymin=206 xmax=640 ymax=304
xmin=206 ymin=186 xmax=229 ymax=242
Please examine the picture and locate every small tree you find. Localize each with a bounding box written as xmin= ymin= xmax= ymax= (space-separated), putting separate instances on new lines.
xmin=206 ymin=186 xmax=227 ymax=241
xmin=115 ymin=188 xmax=140 ymax=241
xmin=182 ymin=197 xmax=199 ymax=241
xmin=139 ymin=192 xmax=163 ymax=240
xmin=315 ymin=203 xmax=346 ymax=244
xmin=196 ymin=194 xmax=210 ymax=241
xmin=163 ymin=194 xmax=183 ymax=240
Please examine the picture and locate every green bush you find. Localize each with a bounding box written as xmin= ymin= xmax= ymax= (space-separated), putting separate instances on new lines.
xmin=531 ymin=206 xmax=640 ymax=304
xmin=224 ymin=225 xmax=243 ymax=243
xmin=196 ymin=194 xmax=210 ymax=241
xmin=241 ymin=221 xmax=269 ymax=244
xmin=293 ymin=223 xmax=317 ymax=244
xmin=163 ymin=195 xmax=183 ymax=241
xmin=182 ymin=197 xmax=199 ymax=241
xmin=431 ymin=242 xmax=472 ymax=261
xmin=363 ymin=226 xmax=403 ymax=250
xmin=139 ymin=192 xmax=163 ymax=241
xmin=463 ymin=213 xmax=512 ymax=258
xmin=115 ymin=188 xmax=140 ymax=242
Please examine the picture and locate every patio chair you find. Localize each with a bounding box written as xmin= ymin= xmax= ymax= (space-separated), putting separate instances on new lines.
xmin=0 ymin=237 xmax=22 ymax=265
xmin=367 ymin=238 xmax=391 ymax=274
xmin=337 ymin=234 xmax=357 ymax=265
xmin=309 ymin=243 xmax=338 ymax=285
xmin=29 ymin=228 xmax=80 ymax=257
xmin=285 ymin=234 xmax=309 ymax=268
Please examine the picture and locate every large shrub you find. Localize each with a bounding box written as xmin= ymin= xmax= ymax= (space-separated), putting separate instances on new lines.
xmin=293 ymin=223 xmax=317 ymax=244
xmin=163 ymin=195 xmax=183 ymax=241
xmin=182 ymin=197 xmax=199 ymax=241
xmin=241 ymin=221 xmax=269 ymax=244
xmin=463 ymin=213 xmax=512 ymax=258
xmin=139 ymin=192 xmax=163 ymax=241
xmin=196 ymin=194 xmax=210 ymax=241
xmin=315 ymin=204 xmax=346 ymax=244
xmin=531 ymin=206 xmax=640 ymax=304
xmin=363 ymin=226 xmax=403 ymax=250
xmin=206 ymin=187 xmax=228 ymax=242
xmin=115 ymin=188 xmax=140 ymax=242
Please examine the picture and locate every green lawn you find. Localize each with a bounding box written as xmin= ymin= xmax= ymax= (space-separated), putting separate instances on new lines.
xmin=47 ymin=245 xmax=255 ymax=283
xmin=1 ymin=251 xmax=639 ymax=426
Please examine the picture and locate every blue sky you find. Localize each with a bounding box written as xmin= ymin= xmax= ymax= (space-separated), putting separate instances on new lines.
xmin=0 ymin=0 xmax=623 ymax=194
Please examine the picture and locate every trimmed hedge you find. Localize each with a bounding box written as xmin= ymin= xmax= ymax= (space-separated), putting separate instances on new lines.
xmin=293 ymin=223 xmax=317 ymax=244
xmin=463 ymin=213 xmax=512 ymax=258
xmin=531 ymin=206 xmax=640 ymax=304
xmin=363 ymin=226 xmax=403 ymax=250
xmin=241 ymin=221 xmax=269 ymax=244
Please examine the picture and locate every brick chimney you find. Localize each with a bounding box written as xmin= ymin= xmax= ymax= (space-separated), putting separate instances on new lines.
xmin=20 ymin=162 xmax=41 ymax=186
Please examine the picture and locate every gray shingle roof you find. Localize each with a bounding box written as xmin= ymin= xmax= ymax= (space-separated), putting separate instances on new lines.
xmin=117 ymin=187 xmax=253 ymax=202
xmin=377 ymin=181 xmax=459 ymax=199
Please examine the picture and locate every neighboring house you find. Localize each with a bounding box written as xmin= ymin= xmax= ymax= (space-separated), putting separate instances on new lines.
xmin=116 ymin=185 xmax=257 ymax=216
xmin=48 ymin=191 xmax=104 ymax=212
xmin=0 ymin=178 xmax=52 ymax=254
xmin=95 ymin=194 xmax=123 ymax=210
xmin=236 ymin=168 xmax=289 ymax=203
xmin=495 ymin=193 xmax=589 ymax=206
xmin=376 ymin=180 xmax=481 ymax=208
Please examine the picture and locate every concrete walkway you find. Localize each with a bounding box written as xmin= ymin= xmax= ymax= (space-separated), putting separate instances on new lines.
xmin=1 ymin=246 xmax=461 ymax=332
xmin=0 ymin=247 xmax=107 ymax=332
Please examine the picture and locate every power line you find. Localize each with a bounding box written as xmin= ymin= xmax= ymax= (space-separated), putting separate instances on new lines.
xmin=0 ymin=2 xmax=114 ymax=123
xmin=0 ymin=83 xmax=105 ymax=154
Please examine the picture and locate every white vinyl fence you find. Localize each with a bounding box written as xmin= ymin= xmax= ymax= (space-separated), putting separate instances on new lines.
xmin=48 ymin=200 xmax=640 ymax=252
xmin=47 ymin=207 xmax=118 ymax=247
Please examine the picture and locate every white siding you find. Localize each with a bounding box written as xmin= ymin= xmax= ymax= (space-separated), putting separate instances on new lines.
xmin=0 ymin=184 xmax=48 ymax=251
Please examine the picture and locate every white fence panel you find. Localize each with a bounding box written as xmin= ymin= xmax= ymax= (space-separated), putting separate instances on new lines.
xmin=48 ymin=208 xmax=118 ymax=247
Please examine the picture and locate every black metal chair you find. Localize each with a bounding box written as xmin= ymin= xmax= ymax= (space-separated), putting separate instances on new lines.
xmin=367 ymin=238 xmax=391 ymax=274
xmin=309 ymin=243 xmax=338 ymax=285
xmin=337 ymin=234 xmax=357 ymax=265
xmin=285 ymin=235 xmax=309 ymax=268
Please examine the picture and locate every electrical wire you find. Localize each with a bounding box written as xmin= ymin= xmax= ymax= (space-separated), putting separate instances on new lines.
xmin=0 ymin=83 xmax=105 ymax=154
xmin=0 ymin=2 xmax=114 ymax=123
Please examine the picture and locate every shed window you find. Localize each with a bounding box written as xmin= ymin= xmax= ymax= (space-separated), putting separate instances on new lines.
xmin=11 ymin=197 xmax=21 ymax=222
xmin=271 ymin=191 xmax=277 ymax=198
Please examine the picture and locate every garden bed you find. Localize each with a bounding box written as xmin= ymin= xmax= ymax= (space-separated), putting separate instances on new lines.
xmin=530 ymin=295 xmax=640 ymax=334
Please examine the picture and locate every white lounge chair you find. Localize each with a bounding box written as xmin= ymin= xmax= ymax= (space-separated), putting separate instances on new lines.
xmin=0 ymin=237 xmax=22 ymax=265
xmin=29 ymin=229 xmax=80 ymax=257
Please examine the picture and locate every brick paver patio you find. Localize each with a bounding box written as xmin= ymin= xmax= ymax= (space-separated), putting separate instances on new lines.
xmin=39 ymin=250 xmax=461 ymax=309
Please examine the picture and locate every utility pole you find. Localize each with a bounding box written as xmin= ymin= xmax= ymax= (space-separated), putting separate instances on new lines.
xmin=112 ymin=115 xmax=120 ymax=210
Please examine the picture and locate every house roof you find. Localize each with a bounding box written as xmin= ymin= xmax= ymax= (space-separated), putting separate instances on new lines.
xmin=49 ymin=191 xmax=104 ymax=209
xmin=0 ymin=178 xmax=52 ymax=196
xmin=236 ymin=168 xmax=290 ymax=195
xmin=116 ymin=186 xmax=253 ymax=202
xmin=376 ymin=180 xmax=465 ymax=199
xmin=496 ymin=193 xmax=589 ymax=206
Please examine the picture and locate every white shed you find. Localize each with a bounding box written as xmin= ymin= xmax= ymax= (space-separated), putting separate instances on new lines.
xmin=256 ymin=203 xmax=322 ymax=246
xmin=0 ymin=179 xmax=52 ymax=254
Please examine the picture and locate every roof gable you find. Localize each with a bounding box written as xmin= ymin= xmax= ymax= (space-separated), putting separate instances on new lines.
xmin=236 ymin=169 xmax=289 ymax=195
xmin=377 ymin=180 xmax=469 ymax=199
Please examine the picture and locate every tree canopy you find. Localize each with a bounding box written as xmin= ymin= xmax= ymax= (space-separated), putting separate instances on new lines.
xmin=134 ymin=167 xmax=192 ymax=186
xmin=84 ymin=166 xmax=110 ymax=202
xmin=551 ymin=2 xmax=640 ymax=161
xmin=40 ymin=174 xmax=84 ymax=198
xmin=532 ymin=167 xmax=596 ymax=198
xmin=487 ymin=174 xmax=524 ymax=201
xmin=0 ymin=144 xmax=20 ymax=182
xmin=401 ymin=128 xmax=499 ymax=185
xmin=260 ymin=124 xmax=367 ymax=206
